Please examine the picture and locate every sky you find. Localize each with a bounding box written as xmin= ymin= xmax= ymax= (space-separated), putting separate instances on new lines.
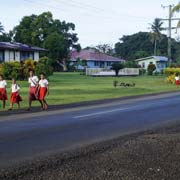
xmin=0 ymin=0 xmax=180 ymax=47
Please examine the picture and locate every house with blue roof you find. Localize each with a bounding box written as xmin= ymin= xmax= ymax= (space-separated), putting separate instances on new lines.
xmin=135 ymin=56 xmax=168 ymax=72
xmin=0 ymin=42 xmax=47 ymax=62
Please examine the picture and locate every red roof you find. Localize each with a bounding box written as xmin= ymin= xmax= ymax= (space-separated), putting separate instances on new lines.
xmin=70 ymin=49 xmax=124 ymax=62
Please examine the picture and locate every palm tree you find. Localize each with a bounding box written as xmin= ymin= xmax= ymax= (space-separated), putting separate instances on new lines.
xmin=0 ymin=22 xmax=4 ymax=34
xmin=172 ymin=3 xmax=180 ymax=29
xmin=150 ymin=18 xmax=163 ymax=56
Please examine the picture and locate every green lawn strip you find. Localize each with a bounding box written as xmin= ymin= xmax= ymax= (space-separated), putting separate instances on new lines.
xmin=0 ymin=72 xmax=178 ymax=110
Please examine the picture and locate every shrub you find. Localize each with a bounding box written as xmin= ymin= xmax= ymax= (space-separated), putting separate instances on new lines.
xmin=2 ymin=62 xmax=13 ymax=79
xmin=111 ymin=63 xmax=124 ymax=76
xmin=139 ymin=69 xmax=146 ymax=75
xmin=164 ymin=68 xmax=180 ymax=76
xmin=124 ymin=61 xmax=139 ymax=68
xmin=0 ymin=57 xmax=53 ymax=80
xmin=154 ymin=71 xmax=160 ymax=76
xmin=147 ymin=63 xmax=156 ymax=75
xmin=35 ymin=57 xmax=53 ymax=77
xmin=166 ymin=74 xmax=175 ymax=84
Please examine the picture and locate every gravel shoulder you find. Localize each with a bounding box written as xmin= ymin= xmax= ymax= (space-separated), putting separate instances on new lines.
xmin=1 ymin=121 xmax=180 ymax=180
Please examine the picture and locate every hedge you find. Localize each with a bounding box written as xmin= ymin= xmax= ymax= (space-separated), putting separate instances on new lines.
xmin=164 ymin=68 xmax=180 ymax=76
xmin=0 ymin=57 xmax=53 ymax=80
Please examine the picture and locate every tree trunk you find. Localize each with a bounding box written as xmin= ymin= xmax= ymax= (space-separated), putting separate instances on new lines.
xmin=154 ymin=40 xmax=157 ymax=56
xmin=56 ymin=59 xmax=67 ymax=71
xmin=115 ymin=70 xmax=119 ymax=76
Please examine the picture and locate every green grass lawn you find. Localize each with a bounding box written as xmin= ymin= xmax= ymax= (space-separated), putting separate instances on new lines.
xmin=1 ymin=72 xmax=178 ymax=110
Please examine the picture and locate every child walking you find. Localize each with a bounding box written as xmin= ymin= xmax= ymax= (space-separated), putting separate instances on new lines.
xmin=175 ymin=73 xmax=179 ymax=87
xmin=9 ymin=78 xmax=22 ymax=110
xmin=38 ymin=73 xmax=49 ymax=110
xmin=0 ymin=74 xmax=8 ymax=109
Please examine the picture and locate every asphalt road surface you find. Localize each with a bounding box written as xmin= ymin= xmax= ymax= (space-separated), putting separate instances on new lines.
xmin=1 ymin=92 xmax=180 ymax=168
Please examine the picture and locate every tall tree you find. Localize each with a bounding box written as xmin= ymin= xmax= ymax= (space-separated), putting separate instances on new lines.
xmin=114 ymin=32 xmax=179 ymax=61
xmin=115 ymin=32 xmax=154 ymax=60
xmin=12 ymin=12 xmax=81 ymax=71
xmin=172 ymin=3 xmax=180 ymax=28
xmin=0 ymin=33 xmax=12 ymax=42
xmin=149 ymin=18 xmax=163 ymax=56
xmin=111 ymin=63 xmax=124 ymax=76
xmin=95 ymin=44 xmax=113 ymax=55
xmin=0 ymin=22 xmax=4 ymax=34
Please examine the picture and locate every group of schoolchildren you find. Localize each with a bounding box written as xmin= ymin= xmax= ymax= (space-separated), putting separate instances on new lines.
xmin=0 ymin=70 xmax=49 ymax=110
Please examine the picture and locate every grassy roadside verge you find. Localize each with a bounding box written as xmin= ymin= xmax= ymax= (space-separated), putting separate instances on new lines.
xmin=1 ymin=72 xmax=178 ymax=110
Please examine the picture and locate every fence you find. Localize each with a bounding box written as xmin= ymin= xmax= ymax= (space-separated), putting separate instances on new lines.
xmin=86 ymin=68 xmax=139 ymax=76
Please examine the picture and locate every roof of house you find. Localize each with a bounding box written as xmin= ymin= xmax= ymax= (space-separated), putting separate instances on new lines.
xmin=135 ymin=56 xmax=168 ymax=62
xmin=70 ymin=49 xmax=125 ymax=62
xmin=0 ymin=42 xmax=47 ymax=52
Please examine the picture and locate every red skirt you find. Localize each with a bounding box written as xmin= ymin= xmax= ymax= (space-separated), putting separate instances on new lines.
xmin=29 ymin=86 xmax=39 ymax=100
xmin=0 ymin=88 xmax=8 ymax=100
xmin=176 ymin=80 xmax=179 ymax=85
xmin=39 ymin=87 xmax=47 ymax=100
xmin=10 ymin=92 xmax=22 ymax=103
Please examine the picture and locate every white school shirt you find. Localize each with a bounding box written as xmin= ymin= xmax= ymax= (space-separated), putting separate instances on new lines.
xmin=28 ymin=76 xmax=39 ymax=87
xmin=11 ymin=84 xmax=20 ymax=93
xmin=175 ymin=76 xmax=179 ymax=81
xmin=39 ymin=79 xmax=48 ymax=87
xmin=0 ymin=80 xmax=7 ymax=88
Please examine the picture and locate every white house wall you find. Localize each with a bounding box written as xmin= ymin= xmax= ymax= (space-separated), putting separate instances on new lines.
xmin=4 ymin=50 xmax=40 ymax=62
xmin=4 ymin=50 xmax=20 ymax=62
xmin=34 ymin=51 xmax=39 ymax=61
xmin=15 ymin=51 xmax=20 ymax=61
xmin=4 ymin=50 xmax=10 ymax=62
xmin=137 ymin=58 xmax=156 ymax=69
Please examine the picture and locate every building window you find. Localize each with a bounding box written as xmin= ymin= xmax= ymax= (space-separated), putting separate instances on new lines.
xmin=157 ymin=62 xmax=165 ymax=69
xmin=20 ymin=51 xmax=34 ymax=61
xmin=94 ymin=61 xmax=99 ymax=66
xmin=100 ymin=61 xmax=105 ymax=68
xmin=107 ymin=62 xmax=112 ymax=66
xmin=0 ymin=50 xmax=4 ymax=62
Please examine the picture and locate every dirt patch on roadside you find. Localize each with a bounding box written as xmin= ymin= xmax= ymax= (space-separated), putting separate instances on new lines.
xmin=1 ymin=125 xmax=180 ymax=180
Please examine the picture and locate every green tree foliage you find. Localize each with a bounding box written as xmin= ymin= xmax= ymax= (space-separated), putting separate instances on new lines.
xmin=124 ymin=61 xmax=139 ymax=68
xmin=0 ymin=22 xmax=4 ymax=34
xmin=115 ymin=32 xmax=154 ymax=60
xmin=115 ymin=32 xmax=180 ymax=62
xmin=0 ymin=33 xmax=12 ymax=42
xmin=172 ymin=3 xmax=180 ymax=28
xmin=95 ymin=44 xmax=114 ymax=55
xmin=111 ymin=63 xmax=124 ymax=76
xmin=12 ymin=12 xmax=81 ymax=71
xmin=149 ymin=18 xmax=163 ymax=56
xmin=0 ymin=22 xmax=12 ymax=42
xmin=147 ymin=63 xmax=156 ymax=75
xmin=43 ymin=32 xmax=67 ymax=71
xmin=35 ymin=57 xmax=53 ymax=77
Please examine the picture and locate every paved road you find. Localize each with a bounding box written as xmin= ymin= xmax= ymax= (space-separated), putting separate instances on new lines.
xmin=1 ymin=92 xmax=180 ymax=168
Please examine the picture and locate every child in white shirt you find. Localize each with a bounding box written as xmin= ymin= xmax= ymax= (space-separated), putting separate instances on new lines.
xmin=0 ymin=74 xmax=8 ymax=109
xmin=9 ymin=78 xmax=22 ymax=110
xmin=175 ymin=73 xmax=179 ymax=87
xmin=38 ymin=73 xmax=49 ymax=110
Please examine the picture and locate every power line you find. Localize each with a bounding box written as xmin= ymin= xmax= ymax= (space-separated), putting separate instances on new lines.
xmin=24 ymin=0 xmax=152 ymax=22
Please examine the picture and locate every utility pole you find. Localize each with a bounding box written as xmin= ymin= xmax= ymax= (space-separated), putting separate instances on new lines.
xmin=168 ymin=5 xmax=172 ymax=65
xmin=160 ymin=4 xmax=180 ymax=65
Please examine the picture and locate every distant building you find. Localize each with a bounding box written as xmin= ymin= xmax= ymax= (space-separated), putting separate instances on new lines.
xmin=70 ymin=49 xmax=125 ymax=69
xmin=135 ymin=56 xmax=168 ymax=72
xmin=0 ymin=42 xmax=47 ymax=62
